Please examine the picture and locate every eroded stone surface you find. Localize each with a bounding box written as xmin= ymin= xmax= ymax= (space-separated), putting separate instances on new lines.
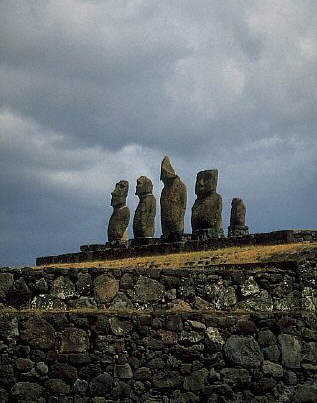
xmin=34 ymin=278 xmax=48 ymax=292
xmin=11 ymin=382 xmax=44 ymax=401
xmin=76 ymin=273 xmax=92 ymax=295
xmin=180 ymin=330 xmax=204 ymax=343
xmin=107 ymin=180 xmax=130 ymax=242
xmin=109 ymin=317 xmax=133 ymax=336
xmin=302 ymin=287 xmax=316 ymax=311
xmin=262 ymin=360 xmax=283 ymax=377
xmin=293 ymin=384 xmax=317 ymax=403
xmin=7 ymin=278 xmax=31 ymax=308
xmin=21 ymin=317 xmax=55 ymax=349
xmin=50 ymin=362 xmax=78 ymax=382
xmin=224 ymin=336 xmax=263 ymax=368
xmin=45 ymin=378 xmax=70 ymax=394
xmin=206 ymin=327 xmax=225 ymax=346
xmin=188 ymin=320 xmax=206 ymax=330
xmin=31 ymin=294 xmax=67 ymax=310
xmin=241 ymin=276 xmax=260 ymax=296
xmin=0 ymin=364 xmax=14 ymax=386
xmin=90 ymin=372 xmax=113 ymax=395
xmin=160 ymin=156 xmax=187 ymax=240
xmin=0 ymin=273 xmax=13 ymax=298
xmin=153 ymin=371 xmax=183 ymax=389
xmin=114 ymin=364 xmax=133 ymax=379
xmin=0 ymin=315 xmax=19 ymax=339
xmin=191 ymin=169 xmax=224 ymax=239
xmin=263 ymin=345 xmax=281 ymax=362
xmin=133 ymin=176 xmax=156 ymax=239
xmin=94 ymin=274 xmax=119 ymax=303
xmin=258 ymin=329 xmax=277 ymax=346
xmin=16 ymin=358 xmax=34 ymax=372
xmin=51 ymin=276 xmax=76 ymax=299
xmin=158 ymin=329 xmax=178 ymax=345
xmin=36 ymin=362 xmax=48 ymax=375
xmin=240 ymin=290 xmax=274 ymax=312
xmin=216 ymin=286 xmax=237 ymax=309
xmin=228 ymin=197 xmax=249 ymax=237
xmin=278 ymin=334 xmax=302 ymax=368
xmin=183 ymin=369 xmax=208 ymax=392
xmin=221 ymin=368 xmax=250 ymax=385
xmin=134 ymin=276 xmax=165 ymax=303
xmin=134 ymin=367 xmax=152 ymax=381
xmin=109 ymin=292 xmax=133 ymax=310
xmin=73 ymin=378 xmax=88 ymax=394
xmin=60 ymin=328 xmax=89 ymax=353
xmin=120 ymin=273 xmax=134 ymax=289
xmin=0 ymin=388 xmax=8 ymax=402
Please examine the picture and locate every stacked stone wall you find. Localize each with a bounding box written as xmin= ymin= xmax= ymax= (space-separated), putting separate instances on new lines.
xmin=0 ymin=257 xmax=316 ymax=401
xmin=0 ymin=311 xmax=316 ymax=402
xmin=0 ymin=261 xmax=316 ymax=314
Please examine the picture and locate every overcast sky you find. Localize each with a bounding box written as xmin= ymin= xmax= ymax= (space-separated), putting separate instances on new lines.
xmin=1 ymin=0 xmax=316 ymax=266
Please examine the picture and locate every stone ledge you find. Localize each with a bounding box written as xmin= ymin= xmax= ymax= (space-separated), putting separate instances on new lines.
xmin=1 ymin=258 xmax=316 ymax=314
xmin=36 ymin=229 xmax=317 ymax=266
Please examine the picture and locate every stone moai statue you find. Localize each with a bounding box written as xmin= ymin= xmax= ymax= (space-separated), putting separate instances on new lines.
xmin=133 ymin=176 xmax=156 ymax=239
xmin=160 ymin=156 xmax=187 ymax=241
xmin=228 ymin=197 xmax=249 ymax=237
xmin=107 ymin=180 xmax=130 ymax=244
xmin=191 ymin=170 xmax=224 ymax=239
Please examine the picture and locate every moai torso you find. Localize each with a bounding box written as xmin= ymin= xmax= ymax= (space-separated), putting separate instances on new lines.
xmin=191 ymin=170 xmax=224 ymax=238
xmin=107 ymin=180 xmax=130 ymax=242
xmin=191 ymin=192 xmax=223 ymax=231
xmin=108 ymin=206 xmax=130 ymax=242
xmin=160 ymin=156 xmax=187 ymax=239
xmin=133 ymin=176 xmax=156 ymax=238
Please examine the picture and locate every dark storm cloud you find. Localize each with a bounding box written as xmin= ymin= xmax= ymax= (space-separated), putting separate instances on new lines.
xmin=0 ymin=0 xmax=316 ymax=265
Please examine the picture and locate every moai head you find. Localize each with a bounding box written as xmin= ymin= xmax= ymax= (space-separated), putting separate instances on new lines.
xmin=160 ymin=156 xmax=177 ymax=184
xmin=135 ymin=176 xmax=153 ymax=198
xmin=195 ymin=170 xmax=218 ymax=198
xmin=111 ymin=180 xmax=129 ymax=208
xmin=230 ymin=197 xmax=246 ymax=226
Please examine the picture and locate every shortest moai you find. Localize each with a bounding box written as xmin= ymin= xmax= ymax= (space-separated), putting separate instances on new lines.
xmin=191 ymin=169 xmax=224 ymax=240
xmin=160 ymin=156 xmax=187 ymax=241
xmin=133 ymin=176 xmax=156 ymax=240
xmin=228 ymin=197 xmax=249 ymax=237
xmin=107 ymin=180 xmax=130 ymax=244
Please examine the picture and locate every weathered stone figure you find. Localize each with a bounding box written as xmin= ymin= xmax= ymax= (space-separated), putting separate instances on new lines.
xmin=133 ymin=176 xmax=156 ymax=239
xmin=191 ymin=169 xmax=224 ymax=239
xmin=228 ymin=197 xmax=249 ymax=237
xmin=160 ymin=156 xmax=187 ymax=240
xmin=107 ymin=180 xmax=130 ymax=243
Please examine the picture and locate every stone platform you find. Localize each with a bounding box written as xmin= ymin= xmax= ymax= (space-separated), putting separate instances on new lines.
xmin=36 ymin=229 xmax=317 ymax=266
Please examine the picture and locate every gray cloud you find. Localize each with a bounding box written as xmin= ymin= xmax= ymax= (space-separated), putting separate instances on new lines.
xmin=0 ymin=1 xmax=316 ymax=265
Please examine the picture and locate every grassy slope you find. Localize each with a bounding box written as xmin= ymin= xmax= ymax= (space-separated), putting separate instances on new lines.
xmin=36 ymin=242 xmax=317 ymax=269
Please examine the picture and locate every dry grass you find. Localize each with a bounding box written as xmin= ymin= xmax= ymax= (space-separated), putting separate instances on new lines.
xmin=36 ymin=242 xmax=317 ymax=270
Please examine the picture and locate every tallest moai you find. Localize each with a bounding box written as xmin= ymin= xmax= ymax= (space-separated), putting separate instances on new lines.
xmin=160 ymin=156 xmax=187 ymax=241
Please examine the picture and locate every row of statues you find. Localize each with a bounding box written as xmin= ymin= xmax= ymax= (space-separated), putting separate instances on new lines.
xmin=107 ymin=156 xmax=248 ymax=243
